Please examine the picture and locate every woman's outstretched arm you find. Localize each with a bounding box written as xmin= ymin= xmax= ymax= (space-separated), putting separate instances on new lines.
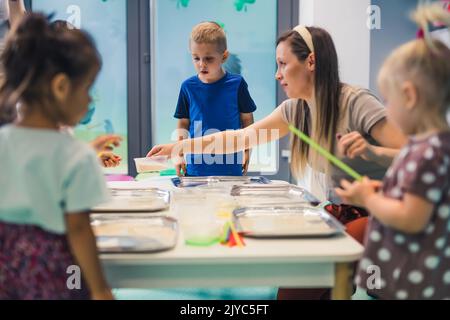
xmin=147 ymin=106 xmax=290 ymax=159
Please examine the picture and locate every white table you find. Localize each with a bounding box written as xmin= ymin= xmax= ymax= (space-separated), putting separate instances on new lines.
xmin=101 ymin=177 xmax=364 ymax=299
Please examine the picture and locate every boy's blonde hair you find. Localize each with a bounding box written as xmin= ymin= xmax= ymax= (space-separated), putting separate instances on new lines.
xmin=190 ymin=22 xmax=227 ymax=53
xmin=378 ymin=3 xmax=450 ymax=114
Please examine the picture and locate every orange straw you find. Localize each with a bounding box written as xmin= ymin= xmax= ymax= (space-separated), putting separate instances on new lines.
xmin=228 ymin=219 xmax=244 ymax=248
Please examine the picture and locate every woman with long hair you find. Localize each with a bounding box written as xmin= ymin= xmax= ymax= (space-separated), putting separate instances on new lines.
xmin=148 ymin=24 xmax=406 ymax=299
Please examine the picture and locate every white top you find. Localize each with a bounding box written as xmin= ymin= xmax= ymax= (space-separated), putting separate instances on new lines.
xmin=0 ymin=125 xmax=110 ymax=234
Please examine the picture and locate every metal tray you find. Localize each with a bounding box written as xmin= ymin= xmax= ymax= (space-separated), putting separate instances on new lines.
xmin=91 ymin=188 xmax=170 ymax=213
xmin=230 ymin=185 xmax=320 ymax=206
xmin=91 ymin=214 xmax=178 ymax=253
xmin=172 ymin=176 xmax=271 ymax=188
xmin=233 ymin=206 xmax=344 ymax=238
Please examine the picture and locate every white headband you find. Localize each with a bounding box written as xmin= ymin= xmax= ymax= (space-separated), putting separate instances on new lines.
xmin=293 ymin=25 xmax=315 ymax=53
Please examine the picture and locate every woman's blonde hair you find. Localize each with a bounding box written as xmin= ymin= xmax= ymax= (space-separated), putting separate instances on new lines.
xmin=190 ymin=21 xmax=227 ymax=53
xmin=378 ymin=3 xmax=450 ymax=115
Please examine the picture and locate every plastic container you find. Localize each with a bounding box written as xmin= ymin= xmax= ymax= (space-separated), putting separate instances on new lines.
xmin=233 ymin=206 xmax=345 ymax=238
xmin=91 ymin=215 xmax=178 ymax=253
xmin=105 ymin=174 xmax=135 ymax=182
xmin=134 ymin=156 xmax=169 ymax=173
xmin=159 ymin=168 xmax=177 ymax=176
xmin=171 ymin=190 xmax=223 ymax=246
xmin=92 ymin=188 xmax=170 ymax=213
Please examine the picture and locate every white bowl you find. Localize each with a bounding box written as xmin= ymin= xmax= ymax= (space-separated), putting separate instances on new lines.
xmin=134 ymin=156 xmax=169 ymax=173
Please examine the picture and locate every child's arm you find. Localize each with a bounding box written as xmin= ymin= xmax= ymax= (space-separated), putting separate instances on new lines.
xmin=240 ymin=112 xmax=254 ymax=175
xmin=148 ymin=107 xmax=290 ymax=158
xmin=240 ymin=112 xmax=254 ymax=128
xmin=364 ymin=192 xmax=433 ymax=234
xmin=175 ymin=118 xmax=189 ymax=176
xmin=336 ymin=177 xmax=434 ymax=234
xmin=90 ymin=134 xmax=122 ymax=152
xmin=8 ymin=0 xmax=26 ymax=28
xmin=90 ymin=134 xmax=122 ymax=168
xmin=65 ymin=212 xmax=114 ymax=300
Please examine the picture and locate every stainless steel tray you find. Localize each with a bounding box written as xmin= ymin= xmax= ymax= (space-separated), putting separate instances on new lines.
xmin=230 ymin=185 xmax=320 ymax=206
xmin=172 ymin=176 xmax=271 ymax=188
xmin=233 ymin=206 xmax=344 ymax=238
xmin=91 ymin=214 xmax=178 ymax=253
xmin=92 ymin=188 xmax=170 ymax=213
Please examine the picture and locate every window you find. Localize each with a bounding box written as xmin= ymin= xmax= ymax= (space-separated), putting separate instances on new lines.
xmin=151 ymin=0 xmax=278 ymax=174
xmin=32 ymin=0 xmax=129 ymax=174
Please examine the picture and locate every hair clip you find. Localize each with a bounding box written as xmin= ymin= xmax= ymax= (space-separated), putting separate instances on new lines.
xmin=417 ymin=28 xmax=425 ymax=39
xmin=444 ymin=1 xmax=450 ymax=12
xmin=46 ymin=12 xmax=56 ymax=23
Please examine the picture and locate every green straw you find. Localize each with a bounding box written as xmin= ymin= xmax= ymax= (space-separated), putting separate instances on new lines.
xmin=185 ymin=237 xmax=220 ymax=247
xmin=288 ymin=124 xmax=363 ymax=181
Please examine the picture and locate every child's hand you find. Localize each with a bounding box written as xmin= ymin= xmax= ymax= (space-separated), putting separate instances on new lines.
xmin=242 ymin=149 xmax=251 ymax=175
xmin=91 ymin=134 xmax=122 ymax=153
xmin=174 ymin=156 xmax=187 ymax=177
xmin=335 ymin=177 xmax=382 ymax=207
xmin=175 ymin=163 xmax=186 ymax=177
xmin=98 ymin=151 xmax=122 ymax=168
xmin=337 ymin=132 xmax=375 ymax=160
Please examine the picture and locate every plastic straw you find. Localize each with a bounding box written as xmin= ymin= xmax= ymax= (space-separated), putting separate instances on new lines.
xmin=228 ymin=220 xmax=244 ymax=248
xmin=288 ymin=124 xmax=363 ymax=181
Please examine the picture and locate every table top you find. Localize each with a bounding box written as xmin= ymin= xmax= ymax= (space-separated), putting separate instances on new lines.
xmin=101 ymin=177 xmax=364 ymax=266
xmin=101 ymin=232 xmax=364 ymax=265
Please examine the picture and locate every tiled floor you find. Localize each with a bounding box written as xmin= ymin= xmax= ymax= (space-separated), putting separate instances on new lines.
xmin=113 ymin=287 xmax=374 ymax=300
xmin=113 ymin=287 xmax=278 ymax=300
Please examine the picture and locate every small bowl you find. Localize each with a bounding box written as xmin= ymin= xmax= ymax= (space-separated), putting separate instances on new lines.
xmin=134 ymin=156 xmax=169 ymax=173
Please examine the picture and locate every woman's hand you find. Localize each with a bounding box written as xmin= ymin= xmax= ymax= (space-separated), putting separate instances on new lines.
xmin=147 ymin=142 xmax=186 ymax=173
xmin=146 ymin=143 xmax=179 ymax=158
xmin=337 ymin=132 xmax=376 ymax=160
xmin=335 ymin=177 xmax=382 ymax=208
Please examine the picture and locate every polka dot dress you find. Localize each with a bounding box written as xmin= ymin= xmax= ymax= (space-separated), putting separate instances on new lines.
xmin=357 ymin=132 xmax=450 ymax=300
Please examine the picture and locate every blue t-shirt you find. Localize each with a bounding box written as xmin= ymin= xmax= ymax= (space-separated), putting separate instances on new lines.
xmin=174 ymin=72 xmax=257 ymax=176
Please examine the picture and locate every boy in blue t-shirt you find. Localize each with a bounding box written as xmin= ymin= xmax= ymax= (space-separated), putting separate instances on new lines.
xmin=174 ymin=21 xmax=257 ymax=177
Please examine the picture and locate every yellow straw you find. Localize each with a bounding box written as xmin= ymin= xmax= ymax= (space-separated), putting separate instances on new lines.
xmin=219 ymin=221 xmax=230 ymax=243
xmin=288 ymin=124 xmax=363 ymax=181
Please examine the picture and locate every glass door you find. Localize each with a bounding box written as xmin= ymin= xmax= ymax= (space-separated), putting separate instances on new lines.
xmin=151 ymin=0 xmax=279 ymax=175
xmin=32 ymin=0 xmax=129 ymax=174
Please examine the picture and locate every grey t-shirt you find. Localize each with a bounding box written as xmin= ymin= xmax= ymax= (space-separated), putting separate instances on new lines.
xmin=279 ymin=84 xmax=387 ymax=202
